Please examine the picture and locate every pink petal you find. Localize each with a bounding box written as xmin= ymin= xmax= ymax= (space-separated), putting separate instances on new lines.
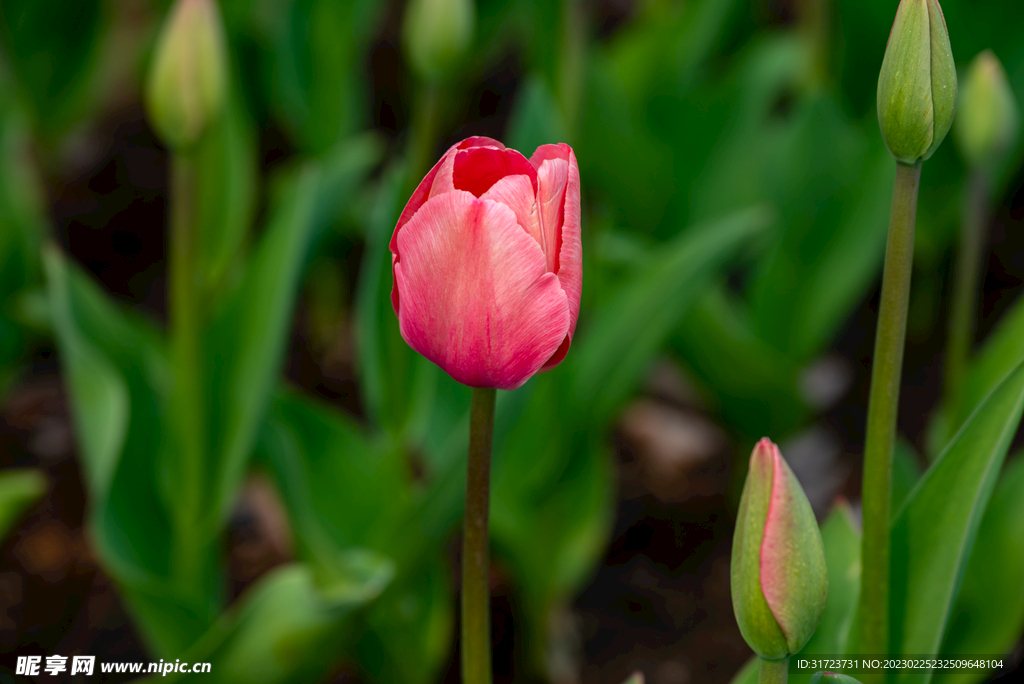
xmin=479 ymin=174 xmax=545 ymax=260
xmin=457 ymin=136 xmax=505 ymax=151
xmin=393 ymin=190 xmax=570 ymax=390
xmin=531 ymin=144 xmax=582 ymax=371
xmin=454 ymin=146 xmax=537 ymax=198
xmin=391 ymin=137 xmax=513 ymax=314
xmin=760 ymin=440 xmax=797 ymax=637
xmin=392 ymin=137 xmax=508 ymax=243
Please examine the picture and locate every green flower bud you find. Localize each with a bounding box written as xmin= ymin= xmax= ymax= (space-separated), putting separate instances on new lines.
xmin=809 ymin=672 xmax=863 ymax=684
xmin=403 ymin=0 xmax=475 ymax=81
xmin=955 ymin=51 xmax=1020 ymax=169
xmin=877 ymin=0 xmax=957 ymax=164
xmin=145 ymin=0 xmax=227 ymax=150
xmin=731 ymin=439 xmax=828 ymax=660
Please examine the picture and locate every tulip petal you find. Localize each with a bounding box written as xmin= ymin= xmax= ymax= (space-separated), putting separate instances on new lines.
xmin=392 ymin=137 xmax=511 ymax=313
xmin=479 ymin=174 xmax=544 ymax=260
xmin=760 ymin=441 xmax=828 ymax=654
xmin=454 ymin=146 xmax=537 ymax=198
xmin=393 ymin=190 xmax=570 ymax=389
xmin=532 ymin=144 xmax=582 ymax=371
xmin=393 ymin=137 xmax=508 ymax=241
xmin=732 ymin=439 xmax=791 ymax=660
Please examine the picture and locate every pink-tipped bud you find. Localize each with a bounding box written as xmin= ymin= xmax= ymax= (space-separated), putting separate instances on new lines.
xmin=145 ymin=0 xmax=227 ymax=150
xmin=731 ymin=439 xmax=828 ymax=660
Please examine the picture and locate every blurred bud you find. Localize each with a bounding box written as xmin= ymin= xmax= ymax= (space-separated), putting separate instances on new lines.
xmin=955 ymin=51 xmax=1020 ymax=169
xmin=809 ymin=672 xmax=863 ymax=684
xmin=403 ymin=0 xmax=475 ymax=81
xmin=146 ymin=0 xmax=227 ymax=150
xmin=731 ymin=439 xmax=828 ymax=660
xmin=877 ymin=0 xmax=957 ymax=164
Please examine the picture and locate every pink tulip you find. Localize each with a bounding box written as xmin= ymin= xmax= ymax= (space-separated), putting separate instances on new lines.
xmin=390 ymin=137 xmax=582 ymax=390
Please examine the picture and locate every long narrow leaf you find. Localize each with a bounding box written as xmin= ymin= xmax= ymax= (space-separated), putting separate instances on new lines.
xmin=204 ymin=165 xmax=321 ymax=527
xmin=890 ymin=361 xmax=1024 ymax=684
xmin=572 ymin=206 xmax=771 ymax=421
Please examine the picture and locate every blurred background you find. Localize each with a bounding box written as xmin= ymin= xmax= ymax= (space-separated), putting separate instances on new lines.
xmin=2 ymin=1 xmax=1024 ymax=683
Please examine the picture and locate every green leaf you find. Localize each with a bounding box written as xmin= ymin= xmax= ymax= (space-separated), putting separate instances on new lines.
xmin=0 ymin=0 xmax=105 ymax=136
xmin=44 ymin=245 xmax=214 ymax=654
xmin=269 ymin=0 xmax=384 ymax=153
xmin=954 ymin=291 xmax=1024 ymax=434
xmin=204 ymin=164 xmax=322 ymax=528
xmin=889 ymin=360 xmax=1024 ymax=684
xmin=891 ymin=441 xmax=922 ymax=516
xmin=43 ymin=245 xmax=131 ymax=509
xmin=506 ymin=73 xmax=566 ymax=155
xmin=572 ymin=206 xmax=772 ymax=422
xmin=1 ymin=81 xmax=46 ymax=391
xmin=670 ymin=285 xmax=807 ymax=440
xmin=354 ymin=165 xmax=438 ymax=441
xmin=194 ymin=85 xmax=258 ymax=301
xmin=487 ymin=374 xmax=613 ymax=677
xmin=792 ymin=503 xmax=862 ymax=684
xmin=255 ymin=389 xmax=410 ymax=562
xmin=355 ymin=554 xmax=454 ymax=684
xmin=0 ymin=468 xmax=45 ymax=541
xmin=935 ymin=454 xmax=1024 ymax=684
xmin=255 ymin=389 xmax=453 ymax=684
xmin=135 ymin=562 xmax=390 ymax=684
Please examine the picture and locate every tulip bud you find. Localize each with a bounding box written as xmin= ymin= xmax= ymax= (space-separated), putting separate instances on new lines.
xmin=955 ymin=51 xmax=1020 ymax=170
xmin=809 ymin=672 xmax=863 ymax=684
xmin=731 ymin=439 xmax=828 ymax=660
xmin=145 ymin=0 xmax=227 ymax=150
xmin=876 ymin=0 xmax=957 ymax=164
xmin=403 ymin=0 xmax=475 ymax=80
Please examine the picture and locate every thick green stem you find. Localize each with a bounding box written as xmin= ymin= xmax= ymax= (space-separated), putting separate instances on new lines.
xmin=169 ymin=152 xmax=204 ymax=588
xmin=944 ymin=170 xmax=989 ymax=424
xmin=859 ymin=161 xmax=921 ymax=674
xmin=462 ymin=386 xmax=496 ymax=684
xmin=759 ymin=658 xmax=789 ymax=684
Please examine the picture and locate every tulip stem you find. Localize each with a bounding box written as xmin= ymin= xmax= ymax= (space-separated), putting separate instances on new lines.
xmin=944 ymin=170 xmax=989 ymax=425
xmin=169 ymin=151 xmax=205 ymax=590
xmin=759 ymin=658 xmax=789 ymax=684
xmin=859 ymin=160 xmax=921 ymax=671
xmin=409 ymin=80 xmax=442 ymax=187
xmin=463 ymin=386 xmax=496 ymax=684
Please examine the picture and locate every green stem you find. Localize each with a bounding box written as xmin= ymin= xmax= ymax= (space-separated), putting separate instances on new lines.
xmin=169 ymin=152 xmax=204 ymax=588
xmin=859 ymin=161 xmax=921 ymax=674
xmin=759 ymin=658 xmax=789 ymax=684
xmin=408 ymin=80 xmax=442 ymax=190
xmin=462 ymin=386 xmax=496 ymax=684
xmin=558 ymin=0 xmax=586 ymax=141
xmin=944 ymin=170 xmax=989 ymax=425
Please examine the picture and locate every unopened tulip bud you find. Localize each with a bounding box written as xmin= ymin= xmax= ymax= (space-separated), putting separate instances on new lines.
xmin=731 ymin=439 xmax=828 ymax=660
xmin=810 ymin=672 xmax=862 ymax=684
xmin=955 ymin=51 xmax=1020 ymax=170
xmin=146 ymin=0 xmax=227 ymax=150
xmin=403 ymin=0 xmax=475 ymax=80
xmin=877 ymin=0 xmax=957 ymax=164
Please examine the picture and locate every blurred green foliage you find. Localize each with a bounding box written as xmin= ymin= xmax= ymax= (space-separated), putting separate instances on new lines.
xmin=2 ymin=1 xmax=1024 ymax=683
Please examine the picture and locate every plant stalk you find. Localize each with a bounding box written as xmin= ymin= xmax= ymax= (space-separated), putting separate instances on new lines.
xmin=462 ymin=386 xmax=496 ymax=684
xmin=759 ymin=657 xmax=789 ymax=684
xmin=944 ymin=170 xmax=989 ymax=425
xmin=169 ymin=152 xmax=204 ymax=588
xmin=859 ymin=161 xmax=921 ymax=676
xmin=408 ymin=80 xmax=442 ymax=190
